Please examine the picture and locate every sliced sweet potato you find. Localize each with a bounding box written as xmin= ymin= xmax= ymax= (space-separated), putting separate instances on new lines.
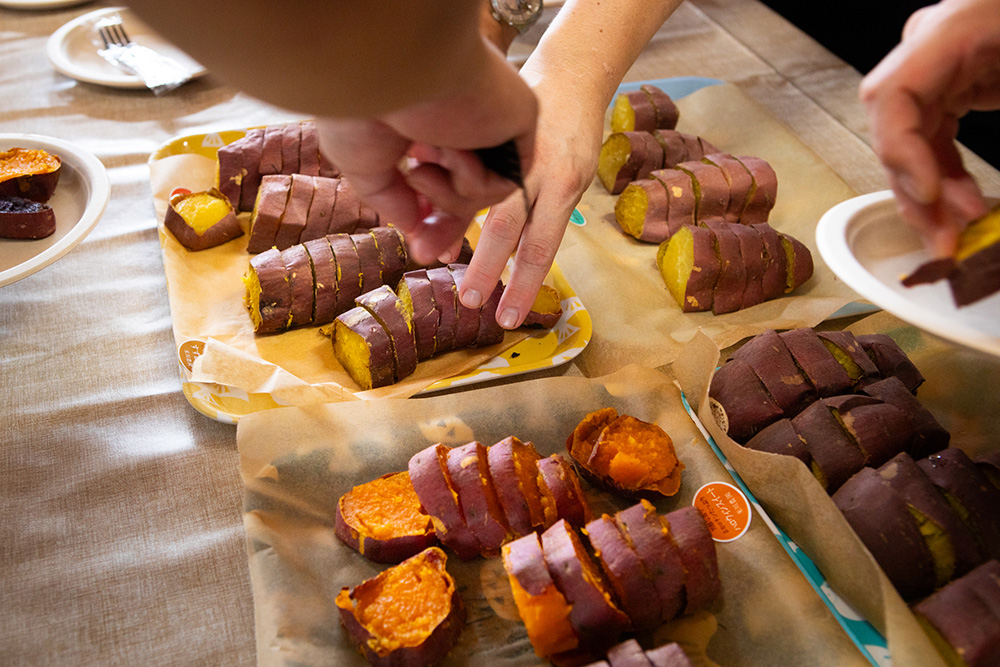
xmin=279 ymin=122 xmax=301 ymax=182
xmin=335 ymin=546 xmax=465 ymax=666
xmin=778 ymin=232 xmax=814 ymax=292
xmin=522 ymin=284 xmax=564 ymax=328
xmin=334 ymin=471 xmax=438 ymax=563
xmin=855 ymin=333 xmax=925 ymax=393
xmin=299 ymin=175 xmax=338 ymax=243
xmin=823 ymin=395 xmax=912 ymax=468
xmin=332 ymin=306 xmax=395 ymax=390
xmin=258 ymin=125 xmax=284 ymax=176
xmin=832 ymin=466 xmax=937 ymax=600
xmin=913 ymin=559 xmax=1000 ymax=667
xmin=541 ymin=519 xmax=631 ymax=650
xmin=652 ymin=129 xmax=692 ymax=168
xmin=243 ymin=247 xmax=291 ymax=333
xmin=605 ymin=638 xmax=653 ymax=667
xmin=704 ymin=218 xmax=747 ymax=315
xmin=236 ymin=128 xmax=264 ymax=212
xmin=396 ymin=269 xmax=439 ymax=360
xmin=574 ymin=412 xmax=684 ymax=499
xmin=733 ymin=155 xmax=777 ymax=224
xmin=537 ymin=455 xmax=592 ymax=528
xmin=615 ymin=179 xmax=673 ymax=243
xmin=502 ymin=532 xmax=579 ymax=658
xmin=281 ymin=244 xmax=315 ymax=328
xmin=743 ymin=418 xmax=812 ymax=466
xmin=779 ymin=327 xmax=853 ymax=397
xmin=329 ymin=178 xmax=363 ymax=235
xmin=613 ymin=500 xmax=686 ymax=622
xmin=878 ymin=452 xmax=984 ymax=586
xmin=708 ymin=357 xmax=785 ymax=443
xmin=817 ymin=330 xmax=880 ymax=386
xmin=566 ymin=407 xmax=620 ymax=468
xmin=246 ymin=173 xmax=291 ymax=253
xmin=918 ymin=448 xmax=1000 ymax=561
xmin=0 ymin=197 xmax=56 ymax=240
xmin=408 ymin=443 xmax=482 ymax=560
xmin=475 ymin=279 xmax=505 ymax=347
xmin=791 ymin=399 xmax=866 ymax=492
xmin=650 ymin=168 xmax=696 ymax=231
xmin=729 ymin=223 xmax=767 ymax=308
xmin=272 ymin=173 xmax=315 ymax=250
xmin=584 ymin=514 xmax=663 ymax=633
xmin=355 ymin=284 xmax=418 ymax=382
xmin=446 ymin=264 xmax=481 ymax=349
xmin=446 ymin=441 xmax=510 ymax=556
xmin=297 ymin=120 xmax=321 ymax=176
xmin=657 ymin=224 xmax=720 ymax=313
xmin=702 ymin=153 xmax=753 ymax=224
xmin=860 ymin=376 xmax=948 ymax=459
xmin=353 ymin=232 xmax=383 ymax=294
xmin=487 ymin=436 xmax=547 ymax=535
xmin=640 ymin=84 xmax=680 ymax=130
xmin=215 ymin=140 xmax=243 ymax=209
xmin=732 ymin=329 xmax=816 ymax=416
xmin=163 ymin=187 xmax=242 ymax=251
xmin=610 ymin=90 xmax=659 ymax=133
xmin=370 ymin=226 xmax=408 ymax=289
xmin=329 ymin=234 xmax=363 ymax=309
xmin=666 ymin=506 xmax=721 ymax=613
xmin=0 ymin=147 xmax=61 ymax=203
xmin=303 ymin=237 xmax=339 ymax=324
xmin=426 ymin=267 xmax=458 ymax=354
xmin=752 ymin=222 xmax=789 ymax=300
xmin=675 ymin=161 xmax=730 ymax=223
xmin=598 ymin=131 xmax=658 ymax=195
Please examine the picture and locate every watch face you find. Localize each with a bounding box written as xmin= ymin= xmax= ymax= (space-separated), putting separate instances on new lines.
xmin=492 ymin=0 xmax=543 ymax=29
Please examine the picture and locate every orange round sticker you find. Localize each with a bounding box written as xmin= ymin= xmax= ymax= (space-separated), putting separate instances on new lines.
xmin=692 ymin=481 xmax=752 ymax=542
xmin=178 ymin=339 xmax=205 ymax=373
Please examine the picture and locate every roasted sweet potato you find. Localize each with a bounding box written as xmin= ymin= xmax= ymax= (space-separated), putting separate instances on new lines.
xmin=272 ymin=172 xmax=315 ymax=249
xmin=823 ymin=394 xmax=912 ymax=468
xmin=779 ymin=327 xmax=853 ymax=397
xmin=371 ymin=226 xmax=407 ymax=289
xmin=246 ymin=173 xmax=291 ymax=253
xmin=237 ymin=128 xmax=264 ymax=212
xmin=304 ymin=236 xmax=339 ymax=324
xmin=752 ymin=223 xmax=789 ymax=300
xmin=598 ymin=131 xmax=663 ymax=194
xmin=666 ymin=506 xmax=721 ymax=613
xmin=426 ymin=267 xmax=458 ymax=354
xmin=0 ymin=196 xmax=56 ymax=240
xmin=708 ymin=357 xmax=785 ymax=443
xmin=729 ymin=223 xmax=767 ymax=308
xmin=332 ymin=306 xmax=396 ymax=390
xmin=522 ymin=284 xmax=564 ymax=328
xmin=702 ymin=153 xmax=753 ymax=224
xmin=567 ymin=408 xmax=684 ymax=499
xmin=743 ymin=417 xmax=812 ymax=466
xmin=732 ymin=329 xmax=816 ymax=416
xmin=0 ymin=147 xmax=61 ymax=203
xmin=215 ymin=140 xmax=244 ymax=209
xmin=446 ymin=441 xmax=510 ymax=556
xmin=733 ymin=155 xmax=777 ymax=224
xmin=396 ymin=269 xmax=439 ymax=360
xmin=336 ymin=546 xmax=465 ymax=666
xmin=919 ymin=448 xmax=1000 ymax=561
xmin=475 ymin=278 xmax=505 ymax=347
xmin=651 ymin=167 xmax=696 ymax=231
xmin=243 ymin=247 xmax=291 ymax=333
xmin=334 ymin=471 xmax=438 ymax=563
xmin=487 ymin=436 xmax=547 ymax=535
xmin=615 ymin=179 xmax=673 ymax=243
xmin=779 ymin=231 xmax=814 ymax=293
xmin=641 ymin=84 xmax=680 ymax=130
xmin=610 ymin=90 xmax=658 ymax=134
xmin=354 ymin=232 xmax=384 ymax=295
xmin=408 ymin=443 xmax=482 ymax=560
xmin=537 ymin=455 xmax=592 ymax=528
xmin=300 ymin=174 xmax=338 ymax=242
xmin=832 ymin=466 xmax=937 ymax=600
xmin=855 ymin=333 xmax=925 ymax=394
xmin=613 ymin=500 xmax=686 ymax=622
xmin=541 ymin=519 xmax=631 ymax=650
xmin=355 ymin=285 xmax=418 ymax=383
xmin=705 ymin=218 xmax=747 ymax=315
xmin=446 ymin=264 xmax=481 ymax=348
xmin=913 ymin=559 xmax=1000 ymax=667
xmin=657 ymin=224 xmax=720 ymax=312
xmin=329 ymin=233 xmax=363 ymax=308
xmin=163 ymin=187 xmax=242 ymax=251
xmin=675 ymin=161 xmax=730 ymax=223
xmin=502 ymin=531 xmax=579 ymax=659
xmin=281 ymin=244 xmax=315 ymax=329
xmin=860 ymin=376 xmax=948 ymax=459
xmin=791 ymin=399 xmax=866 ymax=492
xmin=817 ymin=330 xmax=879 ymax=386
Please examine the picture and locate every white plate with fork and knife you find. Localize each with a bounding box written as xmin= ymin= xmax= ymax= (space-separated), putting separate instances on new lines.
xmin=46 ymin=6 xmax=206 ymax=89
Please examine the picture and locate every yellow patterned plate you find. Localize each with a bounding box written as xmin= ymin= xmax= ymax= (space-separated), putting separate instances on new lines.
xmin=153 ymin=127 xmax=592 ymax=424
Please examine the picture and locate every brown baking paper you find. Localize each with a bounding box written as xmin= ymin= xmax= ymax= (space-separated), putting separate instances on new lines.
xmin=236 ymin=365 xmax=869 ymax=666
xmin=148 ymin=150 xmax=529 ymax=404
xmin=671 ymin=310 xmax=1000 ymax=667
xmin=561 ymin=82 xmax=862 ymax=378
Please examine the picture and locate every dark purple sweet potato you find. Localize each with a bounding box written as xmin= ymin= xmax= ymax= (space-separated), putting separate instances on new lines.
xmin=271 ymin=173 xmax=314 ymax=250
xmin=832 ymin=466 xmax=936 ymax=600
xmin=855 ymin=333 xmax=925 ymax=393
xmin=778 ymin=232 xmax=814 ymax=292
xmin=245 ymin=247 xmax=291 ymax=333
xmin=446 ymin=441 xmax=510 ymax=556
xmin=779 ymin=327 xmax=853 ymax=397
xmin=328 ymin=178 xmax=362 ymax=235
xmin=215 ymin=140 xmax=243 ymax=209
xmin=258 ymin=124 xmax=284 ymax=177
xmin=408 ymin=443 xmax=482 ymax=560
xmin=703 ymin=153 xmax=754 ymax=224
xmin=743 ymin=418 xmax=812 ymax=466
xmin=281 ymin=244 xmax=315 ymax=328
xmin=817 ymin=330 xmax=880 ymax=385
xmin=396 ymin=269 xmax=439 ymax=360
xmin=704 ymin=218 xmax=747 ymax=315
xmin=299 ymin=175 xmax=338 ymax=243
xmin=676 ymin=161 xmax=730 ymax=223
xmin=652 ymin=129 xmax=692 ymax=168
xmin=651 ymin=168 xmax=696 ymax=231
xmin=791 ymin=399 xmax=866 ymax=492
xmin=822 ymin=394 xmax=913 ymax=468
xmin=371 ymin=226 xmax=408 ymax=288
xmin=665 ymin=506 xmax=721 ymax=613
xmin=426 ymin=267 xmax=459 ymax=354
xmin=297 ymin=120 xmax=321 ymax=176
xmin=246 ymin=173 xmax=291 ymax=253
xmin=613 ymin=500 xmax=686 ymax=622
xmin=279 ymin=122 xmax=301 ymax=181
xmin=237 ymin=128 xmax=264 ymax=212
xmin=753 ymin=223 xmax=790 ymax=300
xmin=537 ymin=455 xmax=592 ymax=528
xmin=729 ymin=223 xmax=767 ymax=308
xmin=475 ymin=279 xmax=505 ymax=346
xmin=641 ymin=84 xmax=680 ymax=130
xmin=734 ymin=155 xmax=777 ymax=224
xmin=708 ymin=357 xmax=785 ymax=443
xmin=732 ymin=329 xmax=816 ymax=415
xmin=860 ymin=376 xmax=948 ymax=458
xmin=0 ymin=147 xmax=61 ymax=204
xmin=303 ymin=237 xmax=339 ymax=324
xmin=657 ymin=224 xmax=721 ymax=313
xmin=446 ymin=264 xmax=481 ymax=348
xmin=0 ymin=196 xmax=56 ymax=240
xmin=919 ymin=448 xmax=1000 ymax=560
xmin=353 ymin=232 xmax=383 ymax=295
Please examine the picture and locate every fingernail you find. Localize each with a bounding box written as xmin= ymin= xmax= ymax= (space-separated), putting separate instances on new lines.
xmin=499 ymin=308 xmax=520 ymax=330
xmin=461 ymin=289 xmax=482 ymax=309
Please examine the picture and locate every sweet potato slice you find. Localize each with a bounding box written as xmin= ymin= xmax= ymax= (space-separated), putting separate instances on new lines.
xmin=657 ymin=224 xmax=720 ymax=313
xmin=779 ymin=327 xmax=853 ymax=397
xmin=237 ymin=128 xmax=264 ymax=212
xmin=246 ymin=174 xmax=291 ymax=253
xmin=832 ymin=466 xmax=937 ymax=600
xmin=641 ymin=84 xmax=680 ymax=130
xmin=779 ymin=232 xmax=814 ymax=292
xmin=475 ymin=279 xmax=505 ymax=347
xmin=729 ymin=223 xmax=767 ymax=308
xmin=708 ymin=357 xmax=784 ymax=443
xmin=666 ymin=506 xmax=721 ymax=613
xmin=215 ymin=141 xmax=243 ymax=210
xmin=426 ymin=267 xmax=459 ymax=354
xmin=446 ymin=441 xmax=510 ymax=556
xmin=598 ymin=132 xmax=655 ymax=195
xmin=566 ymin=407 xmax=619 ymax=468
xmin=610 ymin=90 xmax=658 ymax=133
xmin=328 ymin=178 xmax=363 ymax=235
xmin=0 ymin=197 xmax=56 ymax=239
xmin=0 ymin=147 xmax=61 ymax=203
xmin=878 ymin=452 xmax=984 ymax=586
xmin=860 ymin=376 xmax=948 ymax=459
xmin=397 ymin=269 xmax=439 ymax=360
xmin=613 ymin=500 xmax=686 ymax=622
xmin=332 ymin=306 xmax=395 ymax=390
xmin=336 ymin=546 xmax=465 ymax=666
xmin=303 ymin=237 xmax=339 ymax=324
xmin=752 ymin=223 xmax=789 ymax=300
xmin=578 ymin=413 xmax=684 ymax=499
xmin=541 ymin=519 xmax=631 ymax=650
xmin=732 ymin=329 xmax=816 ymax=416
xmin=408 ymin=443 xmax=481 ymax=560
xmin=791 ymin=400 xmax=866 ymax=492
xmin=675 ymin=161 xmax=730 ymax=223
xmin=918 ymin=448 xmax=1000 ymax=561
xmin=334 ymin=471 xmax=438 ymax=563
xmin=297 ymin=120 xmax=321 ymax=176
xmin=733 ymin=155 xmax=777 ymax=224
xmin=615 ymin=179 xmax=672 ymax=243
xmin=272 ymin=173 xmax=314 ymax=250
xmin=299 ymin=175 xmax=338 ymax=243
xmin=279 ymin=122 xmax=301 ymax=179
xmin=353 ymin=233 xmax=383 ymax=294
xmin=817 ymin=330 xmax=880 ymax=386
xmin=258 ymin=124 xmax=284 ymax=177
xmin=743 ymin=418 xmax=812 ymax=466
xmin=370 ymin=226 xmax=408 ymax=288
xmin=355 ymin=284 xmax=418 ymax=382
xmin=704 ymin=219 xmax=746 ymax=315
xmin=650 ymin=168 xmax=696 ymax=231
xmin=502 ymin=532 xmax=579 ymax=658
xmin=328 ymin=233 xmax=363 ymax=316
xmin=652 ymin=129 xmax=691 ymax=168
xmin=522 ymin=284 xmax=564 ymax=328
xmin=585 ymin=514 xmax=663 ymax=633
xmin=243 ymin=248 xmax=291 ymax=333
xmin=606 ymin=638 xmax=654 ymax=667
xmin=855 ymin=333 xmax=925 ymax=393
xmin=702 ymin=153 xmax=753 ymax=224
xmin=537 ymin=455 xmax=592 ymax=528
xmin=823 ymin=395 xmax=912 ymax=468
xmin=487 ymin=436 xmax=546 ymax=535
xmin=163 ymin=187 xmax=242 ymax=251
xmin=446 ymin=264 xmax=481 ymax=348
xmin=281 ymin=244 xmax=315 ymax=328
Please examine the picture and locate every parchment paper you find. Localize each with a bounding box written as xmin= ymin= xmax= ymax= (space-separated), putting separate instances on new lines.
xmin=671 ymin=311 xmax=1000 ymax=667
xmin=560 ymin=83 xmax=862 ymax=377
xmin=236 ymin=365 xmax=870 ymax=666
xmin=148 ymin=151 xmax=530 ymax=404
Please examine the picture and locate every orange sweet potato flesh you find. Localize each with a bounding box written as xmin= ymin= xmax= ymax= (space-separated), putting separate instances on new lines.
xmin=0 ymin=147 xmax=61 ymax=202
xmin=566 ymin=407 xmax=619 ymax=468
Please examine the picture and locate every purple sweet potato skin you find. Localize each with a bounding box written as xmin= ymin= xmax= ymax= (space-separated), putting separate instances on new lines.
xmin=709 ymin=357 xmax=784 ymax=443
xmin=247 ymin=174 xmax=291 ymax=253
xmin=732 ymin=329 xmax=816 ymax=415
xmin=407 ymin=443 xmax=481 ymax=560
xmin=355 ymin=284 xmax=417 ymax=382
xmin=304 ymin=237 xmax=338 ymax=324
xmin=281 ymin=244 xmax=314 ymax=328
xmin=753 ymin=223 xmax=789 ymax=300
xmin=613 ymin=501 xmax=685 ymax=622
xmin=861 ymin=376 xmax=948 ymax=459
xmin=487 ymin=436 xmax=540 ymax=537
xmin=333 ymin=306 xmax=395 ymax=389
xmin=743 ymin=418 xmax=812 ymax=466
xmin=537 ymin=455 xmax=591 ymax=527
xmin=666 ymin=506 xmax=721 ymax=613
xmin=704 ymin=218 xmax=746 ymax=314
xmin=919 ymin=448 xmax=1000 ymax=560
xmin=447 ymin=441 xmax=508 ymax=555
xmin=400 ymin=270 xmax=440 ymax=360
xmin=730 ymin=223 xmax=767 ymax=308
xmin=779 ymin=328 xmax=852 ymax=397
xmin=856 ymin=333 xmax=925 ymax=393
xmin=427 ymin=267 xmax=459 ymax=354
xmin=791 ymin=400 xmax=866 ymax=492
xmin=585 ymin=515 xmax=662 ymax=633
xmin=329 ymin=234 xmax=362 ymax=311
xmin=249 ymin=248 xmax=291 ymax=333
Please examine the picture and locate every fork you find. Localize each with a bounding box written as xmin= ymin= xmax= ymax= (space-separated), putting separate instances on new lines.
xmin=94 ymin=15 xmax=192 ymax=94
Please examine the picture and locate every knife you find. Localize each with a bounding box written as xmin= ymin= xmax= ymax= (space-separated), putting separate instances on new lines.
xmin=474 ymin=139 xmax=531 ymax=213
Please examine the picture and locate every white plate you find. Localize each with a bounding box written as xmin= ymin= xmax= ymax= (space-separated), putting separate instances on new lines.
xmin=46 ymin=6 xmax=206 ymax=89
xmin=816 ymin=190 xmax=1000 ymax=357
xmin=0 ymin=0 xmax=93 ymax=8
xmin=0 ymin=134 xmax=110 ymax=287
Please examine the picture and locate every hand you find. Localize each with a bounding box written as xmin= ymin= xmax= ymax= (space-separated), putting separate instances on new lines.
xmin=454 ymin=65 xmax=607 ymax=328
xmin=859 ymin=0 xmax=1000 ymax=256
xmin=315 ymin=38 xmax=537 ymax=266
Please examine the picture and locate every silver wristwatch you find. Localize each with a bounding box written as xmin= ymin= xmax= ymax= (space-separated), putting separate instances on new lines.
xmin=490 ymin=0 xmax=543 ymax=33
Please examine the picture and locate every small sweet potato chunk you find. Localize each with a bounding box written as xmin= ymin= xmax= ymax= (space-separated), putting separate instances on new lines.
xmin=657 ymin=224 xmax=721 ymax=313
xmin=522 ymin=284 xmax=564 ymax=328
xmin=597 ymin=131 xmax=660 ymax=194
xmin=0 ymin=196 xmax=56 ymax=239
xmin=615 ymin=179 xmax=673 ymax=243
xmin=332 ymin=306 xmax=395 ymax=390
xmin=0 ymin=147 xmax=61 ymax=203
xmin=163 ymin=187 xmax=243 ymax=251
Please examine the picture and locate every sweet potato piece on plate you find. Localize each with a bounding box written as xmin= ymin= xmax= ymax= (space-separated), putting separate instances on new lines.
xmin=503 ymin=531 xmax=579 ymax=659
xmin=817 ymin=330 xmax=879 ymax=385
xmin=778 ymin=231 xmax=814 ymax=293
xmin=0 ymin=147 xmax=61 ymax=203
xmin=246 ymin=173 xmax=291 ymax=253
xmin=299 ymin=175 xmax=338 ymax=243
xmin=332 ymin=306 xmax=395 ymax=390
xmin=446 ymin=264 xmax=481 ymax=348
xmin=408 ymin=443 xmax=481 ymax=560
xmin=652 ymin=129 xmax=691 ymax=168
xmin=566 ymin=407 xmax=619 ymax=468
xmin=729 ymin=223 xmax=767 ymax=308
xmin=258 ymin=125 xmax=284 ymax=177
xmin=0 ymin=196 xmax=56 ymax=239
xmin=236 ymin=128 xmax=264 ymax=212
xmin=708 ymin=357 xmax=784 ymax=443
xmin=163 ymin=187 xmax=242 ymax=251
xmin=446 ymin=441 xmax=510 ymax=556
xmin=919 ymin=448 xmax=1000 ymax=560
xmin=329 ymin=234 xmax=362 ymax=309
xmin=675 ymin=161 xmax=729 ymax=223
xmin=475 ymin=279 xmax=505 ymax=347
xmin=244 ymin=248 xmax=291 ymax=333
xmin=425 ymin=267 xmax=459 ymax=354
xmin=297 ymin=120 xmax=321 ymax=176
xmin=353 ymin=232 xmax=383 ymax=294
xmin=336 ymin=546 xmax=465 ymax=666
xmin=522 ymin=284 xmax=564 ymax=328
xmin=355 ymin=285 xmax=418 ymax=382
xmin=397 ymin=269 xmax=439 ymax=360
xmin=371 ymin=226 xmax=408 ymax=288
xmin=733 ymin=155 xmax=777 ymax=224
xmin=215 ymin=140 xmax=243 ymax=209
xmin=823 ymin=394 xmax=912 ymax=468
xmin=541 ymin=519 xmax=631 ymax=650
xmin=615 ymin=179 xmax=672 ymax=243
xmin=613 ymin=500 xmax=686 ymax=622
xmin=334 ymin=471 xmax=437 ymax=563
xmin=657 ymin=224 xmax=720 ymax=313
xmin=703 ymin=153 xmax=753 ymax=224
xmin=279 ymin=122 xmax=301 ymax=181
xmin=487 ymin=436 xmax=546 ymax=535
xmin=272 ymin=173 xmax=314 ymax=250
